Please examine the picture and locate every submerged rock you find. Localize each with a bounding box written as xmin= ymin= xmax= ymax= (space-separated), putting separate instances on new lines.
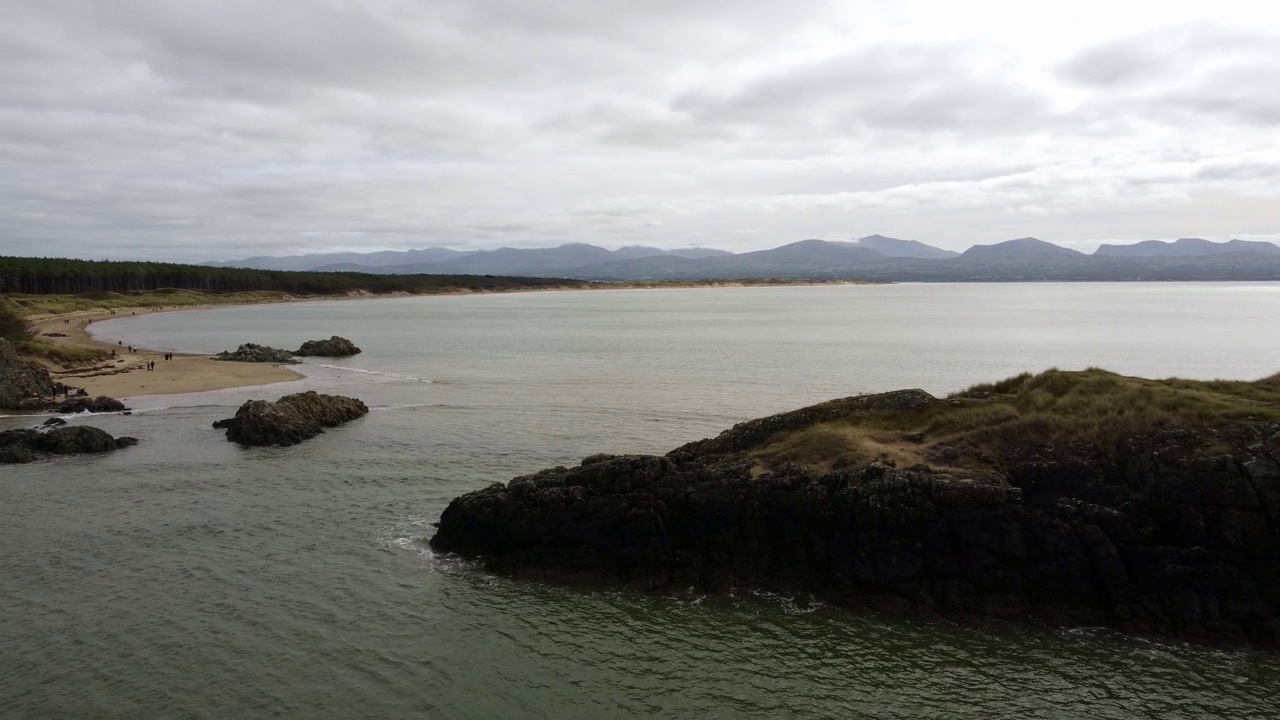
xmin=0 ymin=425 xmax=138 ymax=464
xmin=293 ymin=336 xmax=361 ymax=357
xmin=214 ymin=343 xmax=298 ymax=363
xmin=213 ymin=391 xmax=368 ymax=446
xmin=56 ymin=395 xmax=128 ymax=414
xmin=0 ymin=338 xmax=56 ymax=410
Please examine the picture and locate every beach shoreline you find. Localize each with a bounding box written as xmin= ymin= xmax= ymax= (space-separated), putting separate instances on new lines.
xmin=19 ymin=279 xmax=883 ymax=401
xmin=28 ymin=304 xmax=304 ymax=401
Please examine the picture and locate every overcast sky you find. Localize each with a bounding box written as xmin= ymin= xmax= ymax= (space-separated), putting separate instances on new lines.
xmin=3 ymin=1 xmax=1279 ymax=261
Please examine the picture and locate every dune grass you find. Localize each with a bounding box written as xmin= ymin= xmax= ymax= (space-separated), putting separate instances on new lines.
xmin=0 ymin=289 xmax=291 ymax=317
xmin=11 ymin=339 xmax=111 ymax=367
xmin=748 ymin=367 xmax=1280 ymax=472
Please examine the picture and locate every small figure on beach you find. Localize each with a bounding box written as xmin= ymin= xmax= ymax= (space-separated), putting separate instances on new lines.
xmin=111 ymin=349 xmax=116 ymax=358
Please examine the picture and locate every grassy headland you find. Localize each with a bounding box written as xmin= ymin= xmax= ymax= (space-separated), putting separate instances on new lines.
xmin=741 ymin=368 xmax=1280 ymax=474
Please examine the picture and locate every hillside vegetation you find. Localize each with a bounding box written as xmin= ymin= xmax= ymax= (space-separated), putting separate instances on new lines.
xmin=0 ymin=256 xmax=589 ymax=296
xmin=741 ymin=368 xmax=1280 ymax=474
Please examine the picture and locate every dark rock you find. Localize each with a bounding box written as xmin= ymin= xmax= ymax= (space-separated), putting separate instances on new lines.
xmin=293 ymin=336 xmax=361 ymax=357
xmin=42 ymin=417 xmax=67 ymax=427
xmin=432 ymin=413 xmax=1280 ymax=648
xmin=213 ymin=391 xmax=368 ymax=446
xmin=214 ymin=343 xmax=298 ymax=363
xmin=41 ymin=332 xmax=68 ymax=337
xmin=0 ymin=426 xmax=139 ymax=463
xmin=56 ymin=395 xmax=128 ymax=414
xmin=0 ymin=338 xmax=56 ymax=410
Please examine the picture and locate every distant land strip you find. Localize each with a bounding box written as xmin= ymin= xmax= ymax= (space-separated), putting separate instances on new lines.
xmin=193 ymin=235 xmax=1280 ymax=282
xmin=0 ymin=256 xmax=878 ymax=317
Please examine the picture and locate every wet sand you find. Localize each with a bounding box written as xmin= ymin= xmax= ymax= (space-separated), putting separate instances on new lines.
xmin=28 ymin=306 xmax=302 ymax=400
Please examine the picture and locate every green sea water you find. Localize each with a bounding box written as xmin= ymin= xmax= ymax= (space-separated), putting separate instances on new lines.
xmin=4 ymin=283 xmax=1280 ymax=718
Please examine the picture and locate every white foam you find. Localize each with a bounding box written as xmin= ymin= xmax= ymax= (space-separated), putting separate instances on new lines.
xmin=305 ymin=363 xmax=432 ymax=383
xmin=370 ymin=403 xmax=446 ymax=411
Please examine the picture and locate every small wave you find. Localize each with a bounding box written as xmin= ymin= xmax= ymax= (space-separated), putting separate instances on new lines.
xmin=749 ymin=589 xmax=828 ymax=615
xmin=305 ymin=363 xmax=433 ymax=383
xmin=370 ymin=403 xmax=446 ymax=411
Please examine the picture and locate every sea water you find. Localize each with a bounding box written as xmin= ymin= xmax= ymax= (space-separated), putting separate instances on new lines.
xmin=4 ymin=283 xmax=1280 ymax=718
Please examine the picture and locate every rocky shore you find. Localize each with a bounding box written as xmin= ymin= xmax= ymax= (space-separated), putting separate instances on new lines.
xmin=0 ymin=337 xmax=56 ymax=410
xmin=293 ymin=336 xmax=361 ymax=357
xmin=0 ymin=425 xmax=138 ymax=463
xmin=431 ymin=370 xmax=1280 ymax=647
xmin=214 ymin=343 xmax=298 ymax=363
xmin=213 ymin=391 xmax=369 ymax=446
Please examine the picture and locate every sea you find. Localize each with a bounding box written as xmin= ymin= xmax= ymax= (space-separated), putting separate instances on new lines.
xmin=3 ymin=282 xmax=1280 ymax=718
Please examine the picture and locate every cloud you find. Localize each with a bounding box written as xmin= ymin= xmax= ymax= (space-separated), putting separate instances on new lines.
xmin=0 ymin=4 xmax=1278 ymax=260
xmin=673 ymin=43 xmax=1052 ymax=138
xmin=1058 ymin=24 xmax=1280 ymax=126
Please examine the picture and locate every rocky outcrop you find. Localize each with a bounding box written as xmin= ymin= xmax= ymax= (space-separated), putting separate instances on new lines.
xmin=431 ymin=390 xmax=1280 ymax=648
xmin=212 ymin=391 xmax=368 ymax=446
xmin=0 ymin=337 xmax=56 ymax=410
xmin=293 ymin=336 xmax=361 ymax=357
xmin=214 ymin=343 xmax=298 ymax=363
xmin=56 ymin=395 xmax=128 ymax=413
xmin=0 ymin=425 xmax=139 ymax=463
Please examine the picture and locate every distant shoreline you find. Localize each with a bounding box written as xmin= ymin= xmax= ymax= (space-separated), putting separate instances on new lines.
xmin=15 ymin=278 xmax=884 ymax=400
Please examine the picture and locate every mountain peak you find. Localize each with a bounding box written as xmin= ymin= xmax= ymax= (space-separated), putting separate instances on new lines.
xmin=850 ymin=234 xmax=958 ymax=259
xmin=962 ymin=237 xmax=1083 ymax=260
xmin=1094 ymin=238 xmax=1280 ymax=258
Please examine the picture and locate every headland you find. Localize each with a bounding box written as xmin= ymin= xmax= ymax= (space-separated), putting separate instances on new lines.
xmin=431 ymin=368 xmax=1280 ymax=647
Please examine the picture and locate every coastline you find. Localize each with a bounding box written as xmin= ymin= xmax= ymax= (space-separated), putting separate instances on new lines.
xmin=27 ymin=305 xmax=303 ymax=400
xmin=17 ymin=279 xmax=883 ymax=401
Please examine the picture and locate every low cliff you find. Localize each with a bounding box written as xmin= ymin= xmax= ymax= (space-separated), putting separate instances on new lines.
xmin=0 ymin=337 xmax=56 ymax=410
xmin=431 ymin=369 xmax=1280 ymax=647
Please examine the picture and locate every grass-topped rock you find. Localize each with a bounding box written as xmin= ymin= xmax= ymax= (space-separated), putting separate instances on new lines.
xmin=0 ymin=337 xmax=56 ymax=410
xmin=431 ymin=368 xmax=1280 ymax=648
xmin=213 ymin=391 xmax=368 ymax=446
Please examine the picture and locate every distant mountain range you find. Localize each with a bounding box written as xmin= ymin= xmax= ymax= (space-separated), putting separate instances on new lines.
xmin=205 ymin=235 xmax=1280 ymax=282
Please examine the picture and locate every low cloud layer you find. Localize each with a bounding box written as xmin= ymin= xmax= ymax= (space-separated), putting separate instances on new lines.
xmin=2 ymin=0 xmax=1278 ymax=260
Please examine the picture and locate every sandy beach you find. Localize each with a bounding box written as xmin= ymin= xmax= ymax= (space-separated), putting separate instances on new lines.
xmin=17 ymin=280 xmax=877 ymax=401
xmin=28 ymin=306 xmax=302 ymax=400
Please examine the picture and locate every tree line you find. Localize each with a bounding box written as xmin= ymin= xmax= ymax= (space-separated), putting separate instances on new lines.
xmin=0 ymin=256 xmax=588 ymax=296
